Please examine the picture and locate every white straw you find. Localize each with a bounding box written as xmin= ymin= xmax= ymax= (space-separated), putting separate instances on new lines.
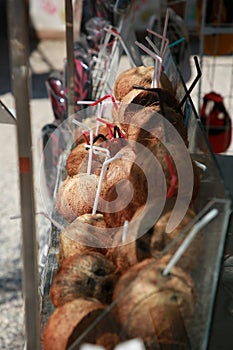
xmin=72 ymin=119 xmax=93 ymax=175
xmin=92 ymin=153 xmax=121 ymax=215
xmin=76 ymin=100 xmax=95 ymax=105
xmin=135 ymin=41 xmax=162 ymax=88
xmin=154 ymin=55 xmax=162 ymax=88
xmin=161 ymin=8 xmax=170 ymax=55
xmin=95 ymin=109 xmax=101 ymax=135
xmin=161 ymin=39 xmax=169 ymax=60
xmin=144 ymin=36 xmax=163 ymax=88
xmin=122 ymin=220 xmax=129 ymax=243
xmin=85 ymin=145 xmax=110 ymax=163
xmin=147 ymin=28 xmax=169 ymax=59
xmin=163 ymin=208 xmax=219 ymax=276
xmin=135 ymin=41 xmax=159 ymax=61
xmin=145 ymin=36 xmax=160 ymax=56
xmin=110 ymin=29 xmax=137 ymax=67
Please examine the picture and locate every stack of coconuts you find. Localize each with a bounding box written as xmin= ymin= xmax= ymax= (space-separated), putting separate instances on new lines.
xmin=42 ymin=63 xmax=202 ymax=350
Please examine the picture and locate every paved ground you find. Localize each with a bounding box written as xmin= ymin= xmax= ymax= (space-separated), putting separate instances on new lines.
xmin=0 ymin=29 xmax=233 ymax=349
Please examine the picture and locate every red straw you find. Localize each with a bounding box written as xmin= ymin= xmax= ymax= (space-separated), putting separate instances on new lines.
xmin=96 ymin=117 xmax=115 ymax=139
xmin=82 ymin=130 xmax=90 ymax=145
xmin=166 ymin=154 xmax=178 ymax=198
xmin=90 ymin=93 xmax=118 ymax=110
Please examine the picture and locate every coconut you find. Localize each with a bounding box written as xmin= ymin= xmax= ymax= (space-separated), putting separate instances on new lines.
xmin=56 ymin=173 xmax=99 ymax=222
xmin=43 ymin=298 xmax=120 ymax=350
xmin=113 ymin=257 xmax=195 ymax=349
xmin=50 ymin=251 xmax=120 ymax=307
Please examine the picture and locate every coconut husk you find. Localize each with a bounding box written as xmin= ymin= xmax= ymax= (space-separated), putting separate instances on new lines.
xmin=43 ymin=297 xmax=120 ymax=350
xmin=114 ymin=66 xmax=174 ymax=101
xmin=58 ymin=213 xmax=108 ymax=264
xmin=56 ymin=173 xmax=99 ymax=222
xmin=113 ymin=257 xmax=194 ymax=349
xmin=50 ymin=251 xmax=120 ymax=307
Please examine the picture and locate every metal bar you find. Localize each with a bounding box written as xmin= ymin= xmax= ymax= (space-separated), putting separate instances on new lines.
xmin=65 ymin=0 xmax=75 ymax=117
xmin=198 ymin=0 xmax=207 ymax=113
xmin=7 ymin=1 xmax=40 ymax=349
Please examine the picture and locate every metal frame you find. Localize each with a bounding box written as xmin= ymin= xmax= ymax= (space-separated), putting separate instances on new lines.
xmin=7 ymin=0 xmax=40 ymax=349
xmin=6 ymin=1 xmax=82 ymax=348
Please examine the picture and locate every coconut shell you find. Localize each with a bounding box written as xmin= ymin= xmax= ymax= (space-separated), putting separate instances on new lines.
xmin=58 ymin=213 xmax=108 ymax=264
xmin=66 ymin=125 xmax=111 ymax=177
xmin=114 ymin=66 xmax=174 ymax=101
xmin=56 ymin=173 xmax=99 ymax=222
xmin=149 ymin=141 xmax=200 ymax=201
xmin=66 ymin=142 xmax=88 ymax=177
xmin=113 ymin=257 xmax=194 ymax=349
xmin=106 ymin=227 xmax=139 ymax=273
xmin=93 ymin=144 xmax=147 ymax=228
xmin=101 ymin=157 xmax=148 ymax=228
xmin=101 ymin=145 xmax=136 ymax=194
xmin=43 ymin=298 xmax=120 ymax=350
xmin=120 ymin=104 xmax=188 ymax=150
xmin=50 ymin=251 xmax=120 ymax=307
xmin=122 ymin=87 xmax=180 ymax=110
xmin=136 ymin=207 xmax=196 ymax=261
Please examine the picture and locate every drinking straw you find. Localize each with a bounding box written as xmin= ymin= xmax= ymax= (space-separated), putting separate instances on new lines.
xmin=135 ymin=41 xmax=162 ymax=88
xmin=85 ymin=144 xmax=110 ymax=163
xmin=163 ymin=208 xmax=218 ymax=276
xmin=90 ymin=93 xmax=118 ymax=110
xmin=72 ymin=119 xmax=93 ymax=175
xmin=146 ymin=28 xmax=169 ymax=59
xmin=122 ymin=220 xmax=129 ymax=243
xmin=92 ymin=153 xmax=122 ymax=215
xmin=176 ymin=56 xmax=202 ymax=111
xmin=110 ymin=27 xmax=137 ymax=67
xmin=160 ymin=8 xmax=170 ymax=55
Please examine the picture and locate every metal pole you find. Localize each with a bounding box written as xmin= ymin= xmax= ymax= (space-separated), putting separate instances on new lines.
xmin=198 ymin=0 xmax=207 ymax=113
xmin=7 ymin=1 xmax=40 ymax=349
xmin=65 ymin=0 xmax=75 ymax=117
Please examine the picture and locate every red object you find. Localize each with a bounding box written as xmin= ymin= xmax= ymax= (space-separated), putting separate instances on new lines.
xmin=166 ymin=154 xmax=178 ymax=198
xmin=19 ymin=157 xmax=31 ymax=174
xmin=90 ymin=94 xmax=118 ymax=110
xmin=200 ymin=91 xmax=232 ymax=153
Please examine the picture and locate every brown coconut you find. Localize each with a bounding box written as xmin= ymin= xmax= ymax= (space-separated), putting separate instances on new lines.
xmin=58 ymin=213 xmax=108 ymax=264
xmin=121 ymin=86 xmax=180 ymax=110
xmin=105 ymin=215 xmax=143 ymax=273
xmin=101 ymin=149 xmax=148 ymax=228
xmin=118 ymin=103 xmax=188 ymax=149
xmin=113 ymin=257 xmax=195 ymax=349
xmin=56 ymin=173 xmax=99 ymax=222
xmin=66 ymin=142 xmax=104 ymax=177
xmin=114 ymin=66 xmax=174 ymax=101
xmin=50 ymin=251 xmax=120 ymax=307
xmin=102 ymin=145 xmax=136 ymax=193
xmin=43 ymin=298 xmax=120 ymax=350
xmin=66 ymin=124 xmax=111 ymax=177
